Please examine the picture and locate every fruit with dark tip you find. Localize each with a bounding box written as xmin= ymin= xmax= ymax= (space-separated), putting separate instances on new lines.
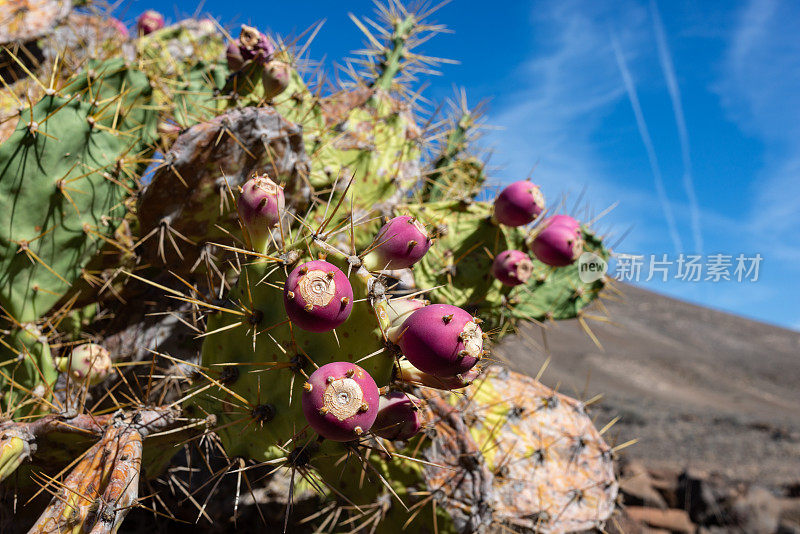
xmin=137 ymin=10 xmax=165 ymax=35
xmin=373 ymin=391 xmax=424 ymax=441
xmin=302 ymin=362 xmax=379 ymax=441
xmin=397 ymin=304 xmax=483 ymax=377
xmin=364 ymin=216 xmax=432 ymax=270
xmin=491 ymin=249 xmax=534 ymax=287
xmin=238 ymin=24 xmax=275 ymax=64
xmin=493 ymin=180 xmax=545 ymax=227
xmin=237 ymin=175 xmax=285 ymax=248
xmin=284 ymin=260 xmax=353 ymax=332
xmin=226 ymin=25 xmax=275 ymax=71
xmin=532 ymin=223 xmax=584 ymax=267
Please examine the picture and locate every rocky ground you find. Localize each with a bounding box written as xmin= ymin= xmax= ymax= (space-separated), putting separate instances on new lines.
xmin=499 ymin=282 xmax=800 ymax=532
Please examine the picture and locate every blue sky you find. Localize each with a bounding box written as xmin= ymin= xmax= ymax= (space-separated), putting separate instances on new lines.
xmin=120 ymin=0 xmax=800 ymax=330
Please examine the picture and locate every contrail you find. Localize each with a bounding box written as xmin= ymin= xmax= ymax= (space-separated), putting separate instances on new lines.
xmin=651 ymin=0 xmax=703 ymax=253
xmin=611 ymin=36 xmax=684 ymax=254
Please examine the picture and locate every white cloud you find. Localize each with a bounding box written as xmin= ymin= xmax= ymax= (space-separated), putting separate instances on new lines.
xmin=612 ymin=35 xmax=684 ymax=255
xmin=483 ymin=0 xmax=681 ymax=255
xmin=717 ymin=0 xmax=800 ymax=258
xmin=650 ymin=0 xmax=703 ymax=253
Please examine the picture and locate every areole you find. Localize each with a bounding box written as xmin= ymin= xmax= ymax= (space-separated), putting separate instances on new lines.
xmin=460 ymin=321 xmax=483 ymax=358
xmin=298 ymin=270 xmax=337 ymax=307
xmin=515 ymin=257 xmax=534 ymax=282
xmin=322 ymin=377 xmax=364 ymax=421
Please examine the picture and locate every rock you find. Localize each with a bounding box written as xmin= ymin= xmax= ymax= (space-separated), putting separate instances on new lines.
xmin=626 ymin=506 xmax=695 ymax=533
xmin=648 ymin=468 xmax=682 ymax=508
xmin=606 ymin=509 xmax=645 ymax=534
xmin=620 ymin=459 xmax=669 ymax=508
xmin=731 ymin=486 xmax=782 ymax=534
xmin=677 ymin=469 xmax=725 ymax=524
xmin=781 ymin=497 xmax=800 ymax=525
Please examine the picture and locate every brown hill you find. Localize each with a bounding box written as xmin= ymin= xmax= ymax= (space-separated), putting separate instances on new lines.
xmin=499 ymin=282 xmax=800 ymax=487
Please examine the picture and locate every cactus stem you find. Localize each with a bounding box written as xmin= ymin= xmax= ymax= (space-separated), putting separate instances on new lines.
xmin=372 ymin=15 xmax=416 ymax=91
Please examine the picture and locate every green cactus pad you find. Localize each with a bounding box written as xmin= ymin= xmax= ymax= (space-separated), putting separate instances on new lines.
xmin=407 ymin=201 xmax=609 ymax=336
xmin=505 ymin=228 xmax=608 ymax=324
xmin=194 ymin=257 xmax=393 ymax=462
xmin=405 ymin=200 xmax=518 ymax=313
xmin=0 ymin=67 xmax=156 ymax=322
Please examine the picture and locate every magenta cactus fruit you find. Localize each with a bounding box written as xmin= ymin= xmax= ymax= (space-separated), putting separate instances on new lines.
xmin=239 ymin=24 xmax=275 ymax=63
xmin=227 ymin=25 xmax=275 ymax=70
xmin=373 ymin=392 xmax=424 ymax=441
xmin=397 ymin=304 xmax=483 ymax=377
xmin=284 ymin=260 xmax=354 ymax=332
xmin=385 ymin=297 xmax=428 ymax=343
xmin=226 ymin=40 xmax=245 ymax=71
xmin=395 ymin=359 xmax=481 ymax=390
xmin=546 ymin=214 xmax=580 ymax=232
xmin=493 ymin=180 xmax=545 ymax=227
xmin=491 ymin=249 xmax=534 ymax=287
xmin=56 ymin=344 xmax=112 ymax=386
xmin=532 ymin=223 xmax=584 ymax=267
xmin=136 ymin=10 xmax=165 ymax=35
xmin=111 ymin=18 xmax=129 ymax=39
xmin=301 ymin=362 xmax=379 ymax=441
xmin=364 ymin=216 xmax=432 ymax=270
xmin=237 ymin=175 xmax=285 ymax=247
xmin=262 ymin=60 xmax=291 ymax=100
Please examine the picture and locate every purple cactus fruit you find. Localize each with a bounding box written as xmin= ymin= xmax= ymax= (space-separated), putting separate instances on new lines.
xmin=385 ymin=297 xmax=428 ymax=343
xmin=56 ymin=344 xmax=112 ymax=385
xmin=239 ymin=24 xmax=275 ymax=63
xmin=532 ymin=223 xmax=584 ymax=267
xmin=395 ymin=359 xmax=481 ymax=390
xmin=237 ymin=175 xmax=284 ymax=248
xmin=110 ymin=18 xmax=129 ymax=39
xmin=284 ymin=260 xmax=353 ymax=332
xmin=493 ymin=180 xmax=545 ymax=227
xmin=397 ymin=304 xmax=483 ymax=377
xmin=364 ymin=216 xmax=432 ymax=271
xmin=262 ymin=60 xmax=291 ymax=100
xmin=491 ymin=249 xmax=534 ymax=287
xmin=226 ymin=40 xmax=245 ymax=71
xmin=373 ymin=392 xmax=424 ymax=441
xmin=546 ymin=214 xmax=580 ymax=233
xmin=136 ymin=10 xmax=164 ymax=35
xmin=227 ymin=25 xmax=275 ymax=70
xmin=302 ymin=362 xmax=379 ymax=441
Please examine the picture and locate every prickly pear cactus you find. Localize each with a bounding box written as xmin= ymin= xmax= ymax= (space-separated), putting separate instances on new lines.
xmin=0 ymin=3 xmax=622 ymax=533
xmin=0 ymin=58 xmax=156 ymax=322
xmin=439 ymin=366 xmax=618 ymax=532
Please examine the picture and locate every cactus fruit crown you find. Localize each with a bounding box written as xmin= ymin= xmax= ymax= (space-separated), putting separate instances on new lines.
xmin=0 ymin=2 xmax=618 ymax=533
